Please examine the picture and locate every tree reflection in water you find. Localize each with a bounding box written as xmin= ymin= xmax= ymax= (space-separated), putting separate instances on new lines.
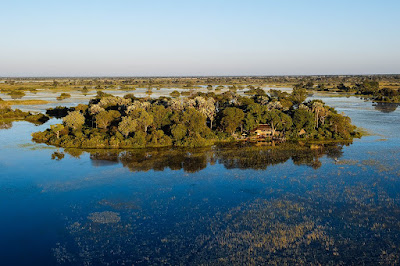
xmin=62 ymin=142 xmax=352 ymax=173
xmin=373 ymin=102 xmax=400 ymax=113
xmin=0 ymin=121 xmax=12 ymax=130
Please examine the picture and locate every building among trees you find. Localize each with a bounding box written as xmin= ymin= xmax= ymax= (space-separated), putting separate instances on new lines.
xmin=250 ymin=124 xmax=274 ymax=138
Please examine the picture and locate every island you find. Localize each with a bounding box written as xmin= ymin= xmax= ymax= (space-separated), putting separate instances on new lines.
xmin=32 ymin=88 xmax=360 ymax=149
xmin=0 ymin=99 xmax=49 ymax=129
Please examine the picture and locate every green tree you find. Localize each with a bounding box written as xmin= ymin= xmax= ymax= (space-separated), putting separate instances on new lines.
xmin=63 ymin=111 xmax=85 ymax=130
xmin=263 ymin=110 xmax=292 ymax=136
xmin=171 ymin=123 xmax=187 ymax=141
xmin=118 ymin=116 xmax=137 ymax=137
xmin=170 ymin=107 xmax=210 ymax=142
xmin=293 ymin=109 xmax=315 ymax=135
xmin=328 ymin=113 xmax=355 ymax=139
xmin=149 ymin=105 xmax=170 ymax=129
xmin=221 ymin=107 xmax=245 ymax=135
xmin=95 ymin=110 xmax=121 ymax=129
xmin=290 ymin=87 xmax=307 ymax=106
xmin=130 ymin=108 xmax=153 ymax=133
xmin=170 ymin=90 xmax=180 ymax=98
xmin=50 ymin=124 xmax=65 ymax=139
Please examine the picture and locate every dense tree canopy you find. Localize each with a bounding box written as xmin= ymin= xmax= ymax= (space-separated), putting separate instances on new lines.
xmin=32 ymin=90 xmax=360 ymax=149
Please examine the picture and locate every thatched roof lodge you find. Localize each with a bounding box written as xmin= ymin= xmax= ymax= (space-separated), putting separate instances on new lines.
xmin=250 ymin=124 xmax=274 ymax=138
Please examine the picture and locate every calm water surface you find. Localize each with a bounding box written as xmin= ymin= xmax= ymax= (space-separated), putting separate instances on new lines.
xmin=1 ymin=93 xmax=400 ymax=265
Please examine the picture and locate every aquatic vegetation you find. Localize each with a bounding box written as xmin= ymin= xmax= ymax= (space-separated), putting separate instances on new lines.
xmin=2 ymin=77 xmax=400 ymax=265
xmin=0 ymin=99 xmax=49 ymax=106
xmin=87 ymin=211 xmax=121 ymax=224
xmin=191 ymin=199 xmax=335 ymax=264
xmin=335 ymin=159 xmax=359 ymax=165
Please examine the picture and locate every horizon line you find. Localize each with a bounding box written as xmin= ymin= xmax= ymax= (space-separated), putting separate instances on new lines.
xmin=1 ymin=73 xmax=400 ymax=79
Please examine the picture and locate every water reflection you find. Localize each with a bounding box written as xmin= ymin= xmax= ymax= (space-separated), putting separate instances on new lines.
xmin=0 ymin=121 xmax=12 ymax=129
xmin=60 ymin=142 xmax=351 ymax=173
xmin=373 ymin=102 xmax=400 ymax=113
xmin=5 ymin=93 xmax=400 ymax=265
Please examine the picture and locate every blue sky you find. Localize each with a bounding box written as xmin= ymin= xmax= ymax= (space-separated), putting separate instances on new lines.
xmin=0 ymin=0 xmax=399 ymax=76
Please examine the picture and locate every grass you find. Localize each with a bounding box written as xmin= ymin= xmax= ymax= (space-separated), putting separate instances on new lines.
xmin=1 ymin=100 xmax=49 ymax=105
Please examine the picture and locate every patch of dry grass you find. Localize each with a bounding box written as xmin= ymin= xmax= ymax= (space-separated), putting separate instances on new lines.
xmin=2 ymin=100 xmax=49 ymax=105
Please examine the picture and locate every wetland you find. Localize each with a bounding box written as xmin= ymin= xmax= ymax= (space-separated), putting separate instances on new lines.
xmin=1 ymin=77 xmax=400 ymax=265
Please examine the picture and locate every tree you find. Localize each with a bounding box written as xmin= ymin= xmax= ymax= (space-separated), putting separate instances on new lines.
xmin=63 ymin=111 xmax=85 ymax=130
xmin=310 ymin=101 xmax=328 ymax=128
xmin=170 ymin=107 xmax=210 ymax=141
xmin=149 ymin=105 xmax=170 ymax=130
xmin=290 ymin=87 xmax=307 ymax=106
xmin=118 ymin=116 xmax=137 ymax=137
xmin=82 ymin=86 xmax=89 ymax=93
xmin=171 ymin=123 xmax=187 ymax=141
xmin=194 ymin=97 xmax=216 ymax=129
xmin=145 ymin=88 xmax=153 ymax=96
xmin=328 ymin=113 xmax=355 ymax=139
xmin=56 ymin=93 xmax=71 ymax=101
xmin=263 ymin=110 xmax=292 ymax=136
xmin=243 ymin=103 xmax=263 ymax=131
xmin=50 ymin=124 xmax=65 ymax=139
xmin=170 ymin=90 xmax=180 ymax=98
xmin=244 ymin=112 xmax=257 ymax=132
xmin=221 ymin=107 xmax=245 ymax=135
xmin=89 ymin=104 xmax=105 ymax=115
xmin=95 ymin=110 xmax=121 ymax=129
xmin=293 ymin=109 xmax=315 ymax=134
xmin=305 ymin=81 xmax=314 ymax=89
xmin=130 ymin=108 xmax=153 ymax=133
xmin=169 ymin=99 xmax=184 ymax=112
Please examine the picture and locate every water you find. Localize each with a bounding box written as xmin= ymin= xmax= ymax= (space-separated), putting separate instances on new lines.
xmin=0 ymin=85 xmax=288 ymax=113
xmin=1 ymin=93 xmax=400 ymax=264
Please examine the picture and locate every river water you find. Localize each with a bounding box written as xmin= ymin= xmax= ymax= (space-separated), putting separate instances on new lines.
xmin=1 ymin=91 xmax=400 ymax=264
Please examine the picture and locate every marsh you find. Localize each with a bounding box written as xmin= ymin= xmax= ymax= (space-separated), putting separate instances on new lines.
xmin=1 ymin=90 xmax=400 ymax=264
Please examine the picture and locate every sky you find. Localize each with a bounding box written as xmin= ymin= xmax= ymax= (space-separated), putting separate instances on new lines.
xmin=0 ymin=0 xmax=399 ymax=77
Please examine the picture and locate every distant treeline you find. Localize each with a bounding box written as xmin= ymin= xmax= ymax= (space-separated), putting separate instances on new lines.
xmin=1 ymin=74 xmax=399 ymax=93
xmin=295 ymin=79 xmax=400 ymax=102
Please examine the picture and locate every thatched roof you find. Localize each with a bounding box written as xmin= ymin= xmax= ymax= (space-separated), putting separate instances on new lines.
xmin=251 ymin=124 xmax=272 ymax=132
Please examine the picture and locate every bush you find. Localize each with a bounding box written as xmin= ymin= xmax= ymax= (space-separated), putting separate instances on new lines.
xmin=56 ymin=93 xmax=71 ymax=101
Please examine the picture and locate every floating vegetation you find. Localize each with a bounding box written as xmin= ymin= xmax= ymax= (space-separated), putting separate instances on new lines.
xmin=191 ymin=199 xmax=336 ymax=265
xmin=362 ymin=159 xmax=391 ymax=172
xmin=98 ymin=199 xmax=140 ymax=210
xmin=335 ymin=159 xmax=359 ymax=165
xmin=18 ymin=143 xmax=55 ymax=150
xmin=87 ymin=211 xmax=121 ymax=224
